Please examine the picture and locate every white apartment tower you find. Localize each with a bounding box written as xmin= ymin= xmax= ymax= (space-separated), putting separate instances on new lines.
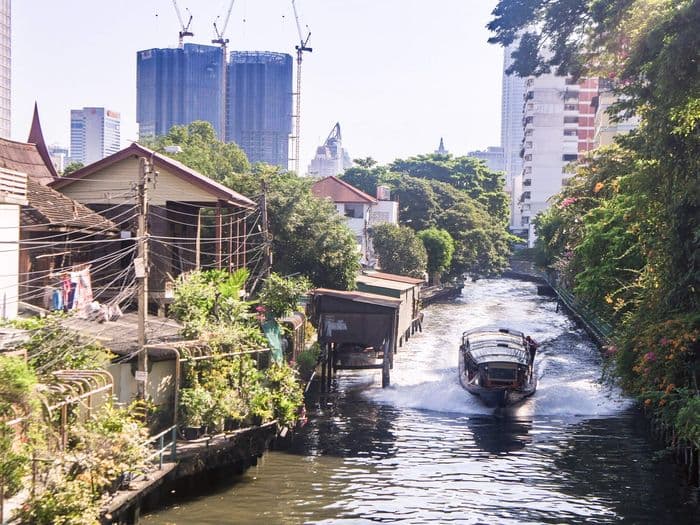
xmin=500 ymin=42 xmax=527 ymax=232
xmin=70 ymin=107 xmax=121 ymax=165
xmin=519 ymin=75 xmax=598 ymax=246
xmin=0 ymin=0 xmax=10 ymax=138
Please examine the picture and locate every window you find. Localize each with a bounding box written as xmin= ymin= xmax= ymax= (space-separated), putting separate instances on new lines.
xmin=563 ymin=116 xmax=579 ymax=124
xmin=523 ymin=179 xmax=532 ymax=187
xmin=563 ymin=129 xmax=577 ymax=136
xmin=564 ymin=104 xmax=578 ymax=111
xmin=344 ymin=204 xmax=364 ymax=218
xmin=562 ymin=154 xmax=578 ymax=161
xmin=521 ymin=216 xmax=530 ymax=225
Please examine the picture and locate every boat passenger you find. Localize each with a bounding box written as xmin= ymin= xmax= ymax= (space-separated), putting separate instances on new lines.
xmin=525 ymin=336 xmax=538 ymax=364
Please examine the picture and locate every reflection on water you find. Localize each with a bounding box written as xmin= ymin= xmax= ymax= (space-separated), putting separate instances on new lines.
xmin=144 ymin=279 xmax=699 ymax=524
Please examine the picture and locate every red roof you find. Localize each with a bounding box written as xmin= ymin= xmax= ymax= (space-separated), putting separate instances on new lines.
xmin=311 ymin=176 xmax=377 ymax=204
xmin=50 ymin=143 xmax=256 ymax=209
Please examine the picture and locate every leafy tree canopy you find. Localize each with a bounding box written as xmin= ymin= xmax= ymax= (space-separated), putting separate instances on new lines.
xmin=418 ymin=228 xmax=455 ymax=281
xmin=145 ymin=123 xmax=360 ymax=290
xmin=140 ymin=121 xmax=250 ymax=185
xmin=370 ymin=223 xmax=427 ymax=278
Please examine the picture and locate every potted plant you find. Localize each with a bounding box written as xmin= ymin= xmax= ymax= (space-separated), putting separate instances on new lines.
xmin=178 ymin=386 xmax=213 ymax=440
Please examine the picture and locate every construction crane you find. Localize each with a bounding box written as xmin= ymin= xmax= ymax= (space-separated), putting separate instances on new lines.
xmin=291 ymin=0 xmax=312 ymax=174
xmin=172 ymin=0 xmax=194 ymax=48
xmin=212 ymin=0 xmax=235 ymax=51
xmin=212 ymin=0 xmax=236 ymax=141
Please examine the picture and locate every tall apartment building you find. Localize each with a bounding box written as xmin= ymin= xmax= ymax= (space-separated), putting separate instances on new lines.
xmin=593 ymin=80 xmax=639 ymax=148
xmin=226 ymin=51 xmax=292 ymax=168
xmin=308 ymin=123 xmax=353 ymax=178
xmin=70 ymin=107 xmax=121 ymax=165
xmin=0 ymin=0 xmax=10 ymax=138
xmin=519 ymin=75 xmax=599 ymax=246
xmin=500 ymin=42 xmax=527 ymax=232
xmin=137 ymin=44 xmax=226 ymax=140
xmin=468 ymin=146 xmax=505 ymax=173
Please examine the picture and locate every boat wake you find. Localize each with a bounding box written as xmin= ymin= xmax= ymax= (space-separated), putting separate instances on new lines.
xmin=362 ymin=279 xmax=633 ymax=419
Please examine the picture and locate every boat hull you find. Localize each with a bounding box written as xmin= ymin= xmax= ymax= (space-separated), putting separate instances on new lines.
xmin=460 ymin=382 xmax=536 ymax=408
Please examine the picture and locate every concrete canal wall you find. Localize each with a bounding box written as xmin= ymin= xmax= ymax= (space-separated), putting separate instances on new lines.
xmin=101 ymin=422 xmax=280 ymax=524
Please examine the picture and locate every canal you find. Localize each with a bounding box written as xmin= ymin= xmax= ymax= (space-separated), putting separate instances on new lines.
xmin=144 ymin=278 xmax=699 ymax=524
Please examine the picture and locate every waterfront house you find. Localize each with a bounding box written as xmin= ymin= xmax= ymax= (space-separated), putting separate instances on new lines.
xmin=311 ymin=176 xmax=398 ymax=266
xmin=0 ymin=106 xmax=119 ymax=313
xmin=50 ymin=142 xmax=257 ymax=307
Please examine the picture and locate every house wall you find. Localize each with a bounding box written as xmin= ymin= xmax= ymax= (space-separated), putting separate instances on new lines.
xmin=58 ymin=157 xmax=226 ymax=206
xmin=0 ymin=203 xmax=19 ymax=318
xmin=107 ymin=360 xmax=176 ymax=412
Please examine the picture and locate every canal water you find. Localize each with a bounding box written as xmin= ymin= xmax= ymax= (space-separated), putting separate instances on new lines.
xmin=144 ymin=279 xmax=699 ymax=524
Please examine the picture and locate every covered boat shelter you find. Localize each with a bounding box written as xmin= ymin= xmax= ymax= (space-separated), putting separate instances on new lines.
xmin=355 ymin=271 xmax=423 ymax=347
xmin=308 ymin=288 xmax=401 ymax=388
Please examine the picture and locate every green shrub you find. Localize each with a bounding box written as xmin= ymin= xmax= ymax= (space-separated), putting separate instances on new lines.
xmin=258 ymin=273 xmax=311 ymax=318
xmin=296 ymin=343 xmax=320 ymax=381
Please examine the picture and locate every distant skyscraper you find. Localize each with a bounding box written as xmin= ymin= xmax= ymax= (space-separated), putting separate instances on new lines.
xmin=0 ymin=0 xmax=10 ymax=138
xmin=137 ymin=44 xmax=225 ymax=139
xmin=308 ymin=123 xmax=353 ymax=178
xmin=70 ymin=107 xmax=121 ymax=165
xmin=226 ymin=51 xmax=292 ymax=168
xmin=501 ymin=41 xmax=527 ymax=232
xmin=468 ymin=146 xmax=505 ymax=172
xmin=48 ymin=144 xmax=69 ymax=173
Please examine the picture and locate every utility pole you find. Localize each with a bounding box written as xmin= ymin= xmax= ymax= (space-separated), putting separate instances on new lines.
xmin=136 ymin=157 xmax=152 ymax=399
xmin=260 ymin=180 xmax=272 ymax=277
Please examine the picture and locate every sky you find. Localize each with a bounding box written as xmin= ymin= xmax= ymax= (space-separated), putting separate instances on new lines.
xmin=12 ymin=0 xmax=504 ymax=170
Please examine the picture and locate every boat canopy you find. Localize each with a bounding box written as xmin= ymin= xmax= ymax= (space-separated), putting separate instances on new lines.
xmin=462 ymin=327 xmax=529 ymax=366
xmin=467 ymin=345 xmax=529 ymax=366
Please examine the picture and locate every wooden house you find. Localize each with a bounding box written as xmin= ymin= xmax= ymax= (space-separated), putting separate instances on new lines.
xmin=50 ymin=143 xmax=257 ymax=304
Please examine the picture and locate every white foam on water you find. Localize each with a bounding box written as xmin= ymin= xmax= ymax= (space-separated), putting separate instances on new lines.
xmin=363 ymin=279 xmax=633 ymax=418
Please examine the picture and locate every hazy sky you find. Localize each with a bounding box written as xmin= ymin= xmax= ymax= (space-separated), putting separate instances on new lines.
xmin=12 ymin=0 xmax=503 ymax=169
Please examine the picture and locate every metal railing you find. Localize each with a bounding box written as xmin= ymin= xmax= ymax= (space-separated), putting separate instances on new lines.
xmin=146 ymin=425 xmax=178 ymax=469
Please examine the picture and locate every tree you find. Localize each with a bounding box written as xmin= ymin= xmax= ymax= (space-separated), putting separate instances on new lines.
xmin=370 ymin=223 xmax=427 ymax=278
xmin=418 ymin=228 xmax=455 ymax=285
xmin=390 ymin=153 xmax=509 ymax=221
xmin=265 ymin=173 xmax=360 ymax=290
xmin=62 ymin=162 xmax=84 ymax=176
xmin=140 ymin=121 xmax=250 ymax=184
xmin=145 ymin=124 xmax=360 ymax=290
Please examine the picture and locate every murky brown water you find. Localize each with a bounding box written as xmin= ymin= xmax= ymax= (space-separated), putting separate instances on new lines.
xmin=144 ymin=279 xmax=699 ymax=524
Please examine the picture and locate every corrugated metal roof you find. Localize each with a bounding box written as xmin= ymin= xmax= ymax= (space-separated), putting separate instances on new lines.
xmin=362 ymin=270 xmax=424 ymax=286
xmin=311 ymin=288 xmax=401 ymax=309
xmin=356 ymin=274 xmax=416 ymax=292
xmin=311 ymin=176 xmax=377 ymax=204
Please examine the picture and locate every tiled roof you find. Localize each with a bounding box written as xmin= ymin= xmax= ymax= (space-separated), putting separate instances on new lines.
xmin=22 ymin=177 xmax=118 ymax=233
xmin=0 ymin=137 xmax=55 ymax=186
xmin=51 ymin=143 xmax=256 ymax=209
xmin=311 ymin=176 xmax=377 ymax=204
